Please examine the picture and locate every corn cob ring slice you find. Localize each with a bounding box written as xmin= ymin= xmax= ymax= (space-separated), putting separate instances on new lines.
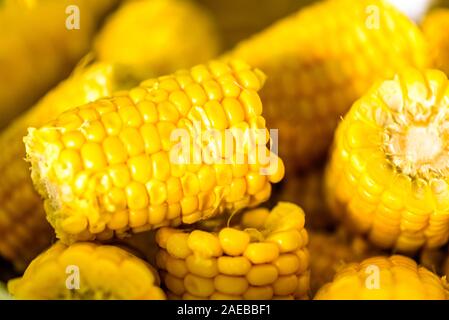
xmin=7 ymin=242 xmax=166 ymax=300
xmin=422 ymin=9 xmax=449 ymax=76
xmin=25 ymin=60 xmax=284 ymax=243
xmin=314 ymin=255 xmax=449 ymax=300
xmin=325 ymin=68 xmax=449 ymax=252
xmin=155 ymin=202 xmax=310 ymax=300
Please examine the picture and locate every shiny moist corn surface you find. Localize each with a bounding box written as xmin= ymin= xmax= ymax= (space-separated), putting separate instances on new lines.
xmin=8 ymin=242 xmax=166 ymax=300
xmin=228 ymin=0 xmax=429 ymax=170
xmin=25 ymin=60 xmax=285 ymax=243
xmin=156 ymin=202 xmax=310 ymax=300
xmin=315 ymin=255 xmax=449 ymax=300
xmin=325 ymin=68 xmax=449 ymax=252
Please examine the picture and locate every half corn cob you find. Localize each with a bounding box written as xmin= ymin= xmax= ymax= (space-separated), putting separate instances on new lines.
xmin=314 ymin=255 xmax=449 ymax=299
xmin=422 ymin=9 xmax=449 ymax=75
xmin=325 ymin=68 xmax=449 ymax=252
xmin=308 ymin=229 xmax=383 ymax=294
xmin=227 ymin=0 xmax=429 ymax=170
xmin=25 ymin=60 xmax=285 ymax=243
xmin=0 ymin=0 xmax=118 ymax=127
xmin=156 ymin=202 xmax=310 ymax=300
xmin=270 ymin=164 xmax=334 ymax=230
xmin=94 ymin=0 xmax=221 ymax=80
xmin=8 ymin=242 xmax=166 ymax=300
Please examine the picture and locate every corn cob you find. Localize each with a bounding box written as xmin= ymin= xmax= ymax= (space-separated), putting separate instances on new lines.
xmin=94 ymin=0 xmax=221 ymax=80
xmin=226 ymin=0 xmax=429 ymax=170
xmin=422 ymin=9 xmax=449 ymax=76
xmin=24 ymin=60 xmax=285 ymax=244
xmin=7 ymin=242 xmax=166 ymax=300
xmin=0 ymin=0 xmax=118 ymax=127
xmin=270 ymin=164 xmax=335 ymax=230
xmin=325 ymin=68 xmax=449 ymax=252
xmin=155 ymin=202 xmax=310 ymax=300
xmin=314 ymin=255 xmax=449 ymax=299
xmin=308 ymin=229 xmax=383 ymax=294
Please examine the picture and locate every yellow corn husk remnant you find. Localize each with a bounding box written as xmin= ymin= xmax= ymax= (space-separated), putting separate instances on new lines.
xmin=325 ymin=68 xmax=449 ymax=252
xmin=227 ymin=0 xmax=429 ymax=170
xmin=156 ymin=202 xmax=310 ymax=300
xmin=94 ymin=0 xmax=221 ymax=80
xmin=7 ymin=242 xmax=166 ymax=299
xmin=315 ymin=255 xmax=449 ymax=299
xmin=308 ymin=229 xmax=383 ymax=294
xmin=422 ymin=9 xmax=449 ymax=76
xmin=0 ymin=0 xmax=118 ymax=127
xmin=270 ymin=165 xmax=334 ymax=230
xmin=25 ymin=60 xmax=285 ymax=243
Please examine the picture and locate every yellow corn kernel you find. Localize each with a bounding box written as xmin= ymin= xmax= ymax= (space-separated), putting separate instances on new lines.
xmin=422 ymin=9 xmax=449 ymax=76
xmin=243 ymin=286 xmax=274 ymax=300
xmin=184 ymin=274 xmax=215 ymax=298
xmin=186 ymin=255 xmax=219 ymax=278
xmin=214 ymin=275 xmax=248 ymax=295
xmin=246 ymin=264 xmax=279 ymax=286
xmin=244 ymin=243 xmax=279 ymax=264
xmin=188 ymin=231 xmax=222 ymax=257
xmin=217 ymin=256 xmax=252 ymax=276
xmin=166 ymin=233 xmax=191 ymax=259
xmin=218 ymin=228 xmax=250 ymax=256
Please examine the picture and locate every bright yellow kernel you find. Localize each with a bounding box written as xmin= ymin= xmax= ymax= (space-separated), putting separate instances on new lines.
xmin=148 ymin=205 xmax=167 ymax=225
xmin=147 ymin=88 xmax=168 ymax=103
xmin=203 ymin=80 xmax=223 ymax=101
xmin=182 ymin=211 xmax=202 ymax=224
xmin=83 ymin=121 xmax=106 ymax=142
xmin=57 ymin=149 xmax=83 ymax=177
xmin=186 ymin=255 xmax=218 ymax=278
xmin=101 ymin=112 xmax=122 ymax=136
xmin=81 ymin=142 xmax=107 ymax=170
xmin=103 ymin=136 xmax=127 ymax=165
xmin=103 ymin=187 xmax=127 ymax=212
xmin=157 ymin=122 xmax=176 ymax=151
xmin=166 ymin=256 xmax=188 ymax=278
xmin=188 ymin=230 xmax=222 ymax=257
xmin=56 ymin=112 xmax=83 ymax=130
xmin=167 ymin=203 xmax=181 ymax=219
xmin=218 ymin=75 xmax=241 ymax=97
xmin=217 ymin=256 xmax=251 ymax=276
xmin=239 ymin=89 xmax=262 ymax=119
xmin=218 ymin=228 xmax=250 ymax=256
xmin=62 ymin=131 xmax=85 ymax=149
xmin=152 ymin=152 xmax=171 ymax=181
xmin=184 ymin=274 xmax=214 ymax=298
xmin=166 ymin=233 xmax=191 ymax=259
xmin=129 ymin=209 xmax=148 ymax=228
xmin=159 ymin=78 xmax=180 ymax=92
xmin=128 ymin=154 xmax=152 ymax=183
xmin=129 ymin=87 xmax=147 ymax=104
xmin=214 ymin=275 xmax=248 ymax=295
xmin=241 ymin=208 xmax=270 ymax=229
xmin=140 ymin=123 xmax=161 ymax=154
xmin=191 ymin=65 xmax=211 ymax=83
xmin=231 ymin=159 xmax=249 ymax=178
xmin=146 ymin=180 xmax=167 ymax=205
xmin=243 ymin=286 xmax=274 ymax=300
xmin=120 ymin=127 xmax=145 ymax=156
xmin=208 ymin=60 xmax=231 ymax=77
xmin=156 ymin=228 xmax=180 ymax=249
xmin=225 ymin=178 xmax=247 ymax=202
xmin=181 ymin=172 xmax=200 ymax=196
xmin=180 ymin=196 xmax=198 ymax=215
xmin=166 ymin=177 xmax=183 ymax=203
xmin=169 ymin=90 xmax=191 ymax=116
xmin=268 ymin=157 xmax=285 ymax=184
xmin=244 ymin=243 xmax=279 ymax=264
xmin=165 ymin=273 xmax=185 ymax=296
xmin=214 ymin=164 xmax=233 ymax=186
xmin=205 ymin=100 xmax=228 ymax=130
xmin=158 ymin=101 xmax=179 ymax=123
xmin=185 ymin=83 xmax=207 ymax=106
xmin=236 ymin=69 xmax=262 ymax=91
xmin=108 ymin=164 xmax=131 ymax=188
xmin=107 ymin=210 xmax=129 ymax=230
xmin=246 ymin=172 xmax=267 ymax=195
xmin=197 ymin=166 xmax=216 ymax=192
xmin=125 ymin=181 xmax=149 ymax=210
xmin=273 ymin=254 xmax=300 ymax=275
xmin=267 ymin=230 xmax=301 ymax=253
xmin=197 ymin=192 xmax=216 ymax=211
xmin=79 ymin=108 xmax=99 ymax=121
xmin=61 ymin=215 xmax=88 ymax=235
xmin=246 ymin=264 xmax=279 ymax=286
xmin=136 ymin=100 xmax=158 ymax=124
xmin=273 ymin=275 xmax=298 ymax=296
xmin=222 ymin=98 xmax=245 ymax=126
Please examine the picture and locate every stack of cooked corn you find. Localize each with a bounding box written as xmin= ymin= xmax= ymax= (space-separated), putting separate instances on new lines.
xmin=4 ymin=0 xmax=449 ymax=301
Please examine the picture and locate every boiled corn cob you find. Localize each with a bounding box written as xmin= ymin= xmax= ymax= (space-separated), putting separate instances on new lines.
xmin=156 ymin=202 xmax=310 ymax=300
xmin=0 ymin=0 xmax=118 ymax=127
xmin=227 ymin=0 xmax=429 ymax=170
xmin=422 ymin=9 xmax=449 ymax=75
xmin=325 ymin=68 xmax=449 ymax=252
xmin=8 ymin=242 xmax=166 ymax=300
xmin=25 ymin=60 xmax=285 ymax=244
xmin=94 ymin=0 xmax=221 ymax=80
xmin=308 ymin=229 xmax=383 ymax=294
xmin=270 ymin=164 xmax=334 ymax=230
xmin=314 ymin=255 xmax=449 ymax=299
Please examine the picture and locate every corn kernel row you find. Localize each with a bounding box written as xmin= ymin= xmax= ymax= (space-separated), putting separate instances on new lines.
xmin=155 ymin=202 xmax=310 ymax=300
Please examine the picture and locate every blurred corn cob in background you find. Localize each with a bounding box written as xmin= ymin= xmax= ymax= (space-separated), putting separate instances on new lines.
xmin=156 ymin=202 xmax=310 ymax=300
xmin=25 ymin=60 xmax=285 ymax=243
xmin=8 ymin=242 xmax=166 ymax=299
xmin=270 ymin=164 xmax=334 ymax=230
xmin=0 ymin=0 xmax=119 ymax=128
xmin=95 ymin=0 xmax=221 ymax=80
xmin=315 ymin=255 xmax=449 ymax=299
xmin=422 ymin=9 xmax=449 ymax=75
xmin=0 ymin=0 xmax=222 ymax=270
xmin=325 ymin=68 xmax=449 ymax=252
xmin=308 ymin=229 xmax=383 ymax=294
xmin=226 ymin=0 xmax=429 ymax=171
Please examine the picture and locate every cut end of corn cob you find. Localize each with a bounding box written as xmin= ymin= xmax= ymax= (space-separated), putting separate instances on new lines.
xmin=422 ymin=9 xmax=449 ymax=76
xmin=314 ymin=255 xmax=449 ymax=300
xmin=24 ymin=60 xmax=284 ymax=244
xmin=325 ymin=68 xmax=449 ymax=252
xmin=226 ymin=0 xmax=429 ymax=170
xmin=8 ymin=241 xmax=166 ymax=300
xmin=155 ymin=202 xmax=310 ymax=300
